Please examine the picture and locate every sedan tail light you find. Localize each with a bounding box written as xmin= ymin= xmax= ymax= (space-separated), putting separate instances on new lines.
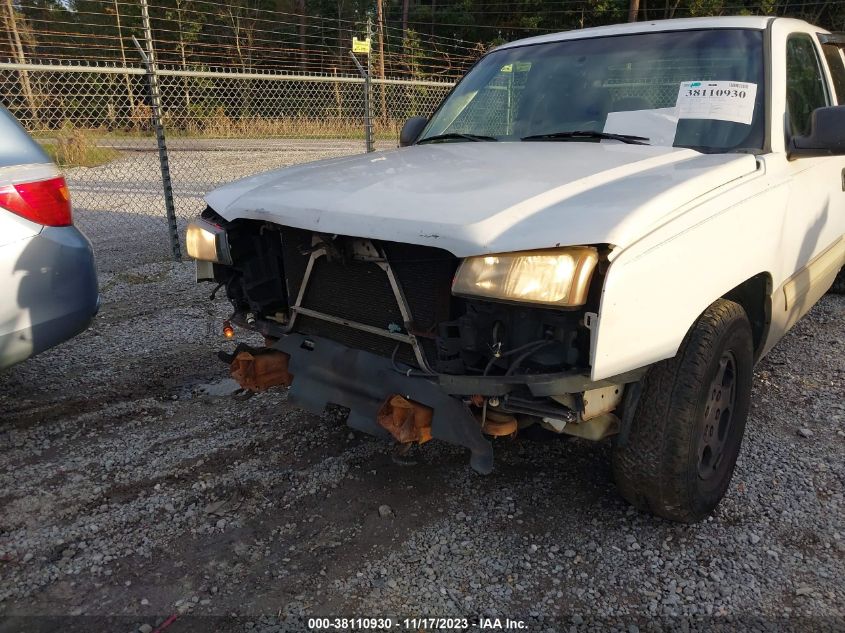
xmin=0 ymin=176 xmax=73 ymax=227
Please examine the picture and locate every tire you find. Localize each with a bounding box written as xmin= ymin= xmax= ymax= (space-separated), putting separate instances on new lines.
xmin=829 ymin=267 xmax=845 ymax=295
xmin=612 ymin=299 xmax=754 ymax=523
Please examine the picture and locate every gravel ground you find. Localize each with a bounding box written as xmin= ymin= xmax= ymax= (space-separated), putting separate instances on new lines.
xmin=1 ymin=262 xmax=843 ymax=632
xmin=0 ymin=141 xmax=843 ymax=631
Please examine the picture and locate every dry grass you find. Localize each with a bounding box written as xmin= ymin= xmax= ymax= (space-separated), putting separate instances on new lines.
xmin=35 ymin=114 xmax=404 ymax=162
xmin=39 ymin=125 xmax=121 ymax=168
xmin=178 ymin=110 xmax=401 ymax=140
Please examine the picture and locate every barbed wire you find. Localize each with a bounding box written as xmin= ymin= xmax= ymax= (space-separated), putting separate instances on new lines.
xmin=5 ymin=3 xmax=485 ymax=79
xmin=7 ymin=0 xmax=838 ymax=83
xmin=12 ymin=5 xmax=481 ymax=55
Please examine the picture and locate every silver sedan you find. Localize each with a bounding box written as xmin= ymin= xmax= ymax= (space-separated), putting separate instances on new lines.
xmin=0 ymin=106 xmax=99 ymax=370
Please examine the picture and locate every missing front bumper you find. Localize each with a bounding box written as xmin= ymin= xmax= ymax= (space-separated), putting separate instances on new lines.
xmin=272 ymin=333 xmax=495 ymax=475
xmin=225 ymin=322 xmax=646 ymax=472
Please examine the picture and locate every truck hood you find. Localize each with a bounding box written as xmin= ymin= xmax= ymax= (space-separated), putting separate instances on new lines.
xmin=205 ymin=142 xmax=759 ymax=256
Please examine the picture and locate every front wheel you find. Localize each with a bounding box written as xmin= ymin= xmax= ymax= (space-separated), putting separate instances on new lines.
xmin=612 ymin=298 xmax=754 ymax=523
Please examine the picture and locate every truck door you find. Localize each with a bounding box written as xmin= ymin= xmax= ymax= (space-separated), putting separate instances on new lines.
xmin=779 ymin=31 xmax=845 ymax=330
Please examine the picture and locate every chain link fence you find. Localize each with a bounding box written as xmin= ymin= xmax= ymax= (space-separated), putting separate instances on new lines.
xmin=0 ymin=60 xmax=454 ymax=262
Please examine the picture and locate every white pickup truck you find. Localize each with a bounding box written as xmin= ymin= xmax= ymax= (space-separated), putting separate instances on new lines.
xmin=187 ymin=16 xmax=845 ymax=522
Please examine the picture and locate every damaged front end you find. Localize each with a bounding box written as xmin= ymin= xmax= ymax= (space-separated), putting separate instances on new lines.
xmin=187 ymin=209 xmax=643 ymax=474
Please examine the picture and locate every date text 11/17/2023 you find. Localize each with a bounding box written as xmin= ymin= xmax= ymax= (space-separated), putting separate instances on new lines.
xmin=307 ymin=617 xmax=528 ymax=630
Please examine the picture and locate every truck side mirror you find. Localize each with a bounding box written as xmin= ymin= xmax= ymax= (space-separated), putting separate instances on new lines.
xmin=789 ymin=105 xmax=845 ymax=158
xmin=399 ymin=116 xmax=428 ymax=147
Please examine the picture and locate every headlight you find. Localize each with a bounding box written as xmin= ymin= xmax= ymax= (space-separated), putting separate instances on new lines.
xmin=185 ymin=219 xmax=232 ymax=265
xmin=452 ymin=247 xmax=599 ymax=307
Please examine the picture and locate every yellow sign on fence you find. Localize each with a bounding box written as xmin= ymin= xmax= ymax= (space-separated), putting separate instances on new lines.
xmin=352 ymin=37 xmax=371 ymax=54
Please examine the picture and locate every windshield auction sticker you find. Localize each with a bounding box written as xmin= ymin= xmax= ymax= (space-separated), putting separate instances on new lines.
xmin=675 ymin=81 xmax=758 ymax=125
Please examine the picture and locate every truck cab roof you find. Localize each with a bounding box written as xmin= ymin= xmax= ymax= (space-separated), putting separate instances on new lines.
xmin=495 ymin=16 xmax=827 ymax=51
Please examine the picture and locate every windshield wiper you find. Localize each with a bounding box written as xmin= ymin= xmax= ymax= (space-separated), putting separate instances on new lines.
xmin=521 ymin=130 xmax=650 ymax=145
xmin=417 ymin=132 xmax=498 ymax=144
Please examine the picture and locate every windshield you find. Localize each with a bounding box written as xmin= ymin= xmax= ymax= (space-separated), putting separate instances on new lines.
xmin=420 ymin=29 xmax=766 ymax=153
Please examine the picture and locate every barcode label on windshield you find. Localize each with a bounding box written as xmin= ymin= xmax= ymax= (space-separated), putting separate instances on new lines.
xmin=675 ymin=81 xmax=758 ymax=125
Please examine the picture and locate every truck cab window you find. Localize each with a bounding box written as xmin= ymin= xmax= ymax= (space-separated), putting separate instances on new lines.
xmin=786 ymin=34 xmax=829 ymax=136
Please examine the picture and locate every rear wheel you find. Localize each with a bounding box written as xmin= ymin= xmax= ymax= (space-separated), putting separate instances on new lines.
xmin=829 ymin=267 xmax=845 ymax=295
xmin=612 ymin=299 xmax=753 ymax=523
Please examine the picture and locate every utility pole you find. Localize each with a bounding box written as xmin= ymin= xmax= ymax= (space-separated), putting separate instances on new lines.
xmin=401 ymin=0 xmax=409 ymax=40
xmin=112 ymin=0 xmax=135 ymax=115
xmin=375 ymin=0 xmax=386 ymax=123
xmin=4 ymin=0 xmax=37 ymax=125
xmin=430 ymin=0 xmax=435 ymax=35
xmin=627 ymin=0 xmax=640 ymax=22
xmin=298 ymin=0 xmax=306 ymax=71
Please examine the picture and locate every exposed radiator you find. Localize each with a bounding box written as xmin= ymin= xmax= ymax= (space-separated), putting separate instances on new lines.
xmin=280 ymin=228 xmax=458 ymax=368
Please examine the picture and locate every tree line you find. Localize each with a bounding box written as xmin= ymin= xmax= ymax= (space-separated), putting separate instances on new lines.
xmin=2 ymin=0 xmax=843 ymax=79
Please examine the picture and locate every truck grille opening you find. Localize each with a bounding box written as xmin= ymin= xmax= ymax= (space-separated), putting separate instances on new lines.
xmin=280 ymin=228 xmax=458 ymax=368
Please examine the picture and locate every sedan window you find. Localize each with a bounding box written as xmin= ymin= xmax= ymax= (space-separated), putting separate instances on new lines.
xmin=0 ymin=107 xmax=50 ymax=168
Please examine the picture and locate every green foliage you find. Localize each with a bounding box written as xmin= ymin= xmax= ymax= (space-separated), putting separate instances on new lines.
xmin=3 ymin=0 xmax=844 ymax=78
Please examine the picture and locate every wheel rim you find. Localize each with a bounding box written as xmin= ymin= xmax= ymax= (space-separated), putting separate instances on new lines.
xmin=698 ymin=351 xmax=737 ymax=481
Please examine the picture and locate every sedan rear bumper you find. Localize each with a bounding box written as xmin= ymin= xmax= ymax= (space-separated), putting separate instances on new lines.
xmin=0 ymin=225 xmax=99 ymax=369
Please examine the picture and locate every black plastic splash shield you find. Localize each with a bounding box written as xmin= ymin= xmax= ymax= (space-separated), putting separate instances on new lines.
xmin=273 ymin=333 xmax=494 ymax=474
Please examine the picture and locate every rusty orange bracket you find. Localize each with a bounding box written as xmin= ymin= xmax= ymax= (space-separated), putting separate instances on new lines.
xmin=377 ymin=394 xmax=433 ymax=445
xmin=230 ymin=350 xmax=293 ymax=392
